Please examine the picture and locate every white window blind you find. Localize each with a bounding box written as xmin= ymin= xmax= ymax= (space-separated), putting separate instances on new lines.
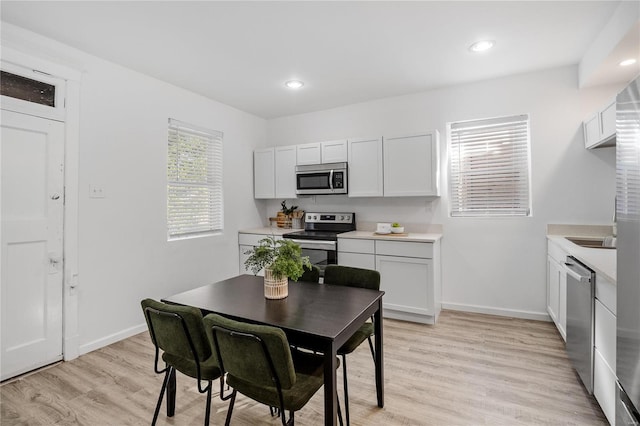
xmin=167 ymin=119 xmax=223 ymax=240
xmin=448 ymin=114 xmax=531 ymax=217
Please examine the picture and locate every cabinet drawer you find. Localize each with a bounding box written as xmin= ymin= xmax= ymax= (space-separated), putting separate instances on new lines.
xmin=239 ymin=233 xmax=279 ymax=246
xmin=338 ymin=238 xmax=375 ymax=254
xmin=595 ymin=299 xmax=616 ymax=371
xmin=376 ymin=240 xmax=433 ymax=259
xmin=594 ymin=348 xmax=616 ymax=425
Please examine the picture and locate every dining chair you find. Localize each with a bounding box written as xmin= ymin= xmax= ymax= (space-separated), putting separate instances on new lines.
xmin=141 ymin=298 xmax=222 ymax=426
xmin=203 ymin=313 xmax=342 ymax=426
xmin=323 ymin=265 xmax=380 ymax=426
xmin=298 ymin=265 xmax=320 ymax=283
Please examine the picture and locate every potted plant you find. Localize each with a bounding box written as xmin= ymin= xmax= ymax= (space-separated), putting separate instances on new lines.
xmin=244 ymin=236 xmax=311 ymax=299
xmin=277 ymin=200 xmax=298 ymax=228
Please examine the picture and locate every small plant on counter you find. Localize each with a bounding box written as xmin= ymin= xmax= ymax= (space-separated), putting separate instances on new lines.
xmin=392 ymin=222 xmax=401 ymax=227
xmin=280 ymin=200 xmax=298 ymax=217
xmin=244 ymin=236 xmax=311 ymax=281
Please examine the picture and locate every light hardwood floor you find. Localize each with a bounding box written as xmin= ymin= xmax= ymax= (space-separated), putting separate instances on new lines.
xmin=1 ymin=310 xmax=607 ymax=425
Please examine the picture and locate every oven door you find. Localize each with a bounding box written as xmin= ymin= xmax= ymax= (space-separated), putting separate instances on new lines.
xmin=286 ymin=239 xmax=337 ymax=275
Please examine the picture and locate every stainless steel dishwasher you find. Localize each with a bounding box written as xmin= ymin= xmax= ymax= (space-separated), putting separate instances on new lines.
xmin=565 ymin=256 xmax=595 ymax=393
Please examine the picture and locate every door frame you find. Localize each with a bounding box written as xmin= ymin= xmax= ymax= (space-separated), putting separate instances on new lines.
xmin=1 ymin=47 xmax=82 ymax=361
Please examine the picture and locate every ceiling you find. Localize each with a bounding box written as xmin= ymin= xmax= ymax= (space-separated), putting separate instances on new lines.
xmin=0 ymin=1 xmax=630 ymax=119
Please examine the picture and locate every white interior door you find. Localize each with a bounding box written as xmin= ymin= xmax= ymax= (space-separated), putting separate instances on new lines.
xmin=1 ymin=109 xmax=65 ymax=381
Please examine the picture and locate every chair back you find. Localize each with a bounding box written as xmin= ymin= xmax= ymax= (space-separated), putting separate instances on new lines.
xmin=298 ymin=265 xmax=320 ymax=283
xmin=204 ymin=314 xmax=296 ymax=390
xmin=141 ymin=298 xmax=212 ymax=363
xmin=323 ymin=265 xmax=380 ymax=291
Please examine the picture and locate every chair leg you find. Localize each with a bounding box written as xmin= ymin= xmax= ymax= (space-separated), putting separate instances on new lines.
xmin=337 ymin=393 xmax=344 ymax=426
xmin=224 ymin=389 xmax=237 ymax=426
xmin=367 ymin=336 xmax=375 ymax=361
xmin=285 ymin=410 xmax=294 ymax=426
xmin=152 ymin=367 xmax=172 ymax=426
xmin=342 ymin=354 xmax=350 ymax=426
xmin=166 ymin=366 xmax=176 ymax=417
xmin=204 ymin=381 xmax=212 ymax=426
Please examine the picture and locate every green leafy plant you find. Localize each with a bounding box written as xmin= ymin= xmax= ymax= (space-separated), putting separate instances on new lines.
xmin=392 ymin=222 xmax=401 ymax=227
xmin=244 ymin=236 xmax=311 ymax=281
xmin=280 ymin=200 xmax=298 ymax=216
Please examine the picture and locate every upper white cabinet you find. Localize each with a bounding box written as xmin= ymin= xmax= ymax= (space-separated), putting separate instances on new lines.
xmin=274 ymin=146 xmax=297 ymax=199
xmin=297 ymin=140 xmax=347 ymax=165
xmin=296 ymin=143 xmax=321 ymax=165
xmin=383 ymin=131 xmax=440 ymax=196
xmin=253 ymin=146 xmax=297 ymax=199
xmin=584 ymin=99 xmax=616 ymax=149
xmin=254 ymin=148 xmax=275 ymax=199
xmin=348 ymin=137 xmax=383 ymax=197
xmin=321 ymin=139 xmax=348 ymax=163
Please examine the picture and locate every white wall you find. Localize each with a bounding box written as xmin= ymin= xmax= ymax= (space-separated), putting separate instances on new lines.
xmin=1 ymin=24 xmax=268 ymax=354
xmin=266 ymin=66 xmax=624 ymax=319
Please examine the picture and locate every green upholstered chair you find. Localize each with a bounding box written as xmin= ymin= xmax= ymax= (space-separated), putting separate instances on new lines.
xmin=203 ymin=313 xmax=342 ymax=426
xmin=323 ymin=265 xmax=380 ymax=426
xmin=297 ymin=265 xmax=320 ymax=283
xmin=141 ymin=298 xmax=222 ymax=426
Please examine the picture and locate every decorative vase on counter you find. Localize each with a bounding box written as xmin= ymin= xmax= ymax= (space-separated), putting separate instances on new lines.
xmin=264 ymin=267 xmax=288 ymax=299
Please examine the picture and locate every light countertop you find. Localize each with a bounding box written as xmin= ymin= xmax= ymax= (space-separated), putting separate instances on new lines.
xmin=547 ymin=235 xmax=616 ymax=283
xmin=338 ymin=230 xmax=442 ymax=243
xmin=238 ymin=227 xmax=296 ymax=236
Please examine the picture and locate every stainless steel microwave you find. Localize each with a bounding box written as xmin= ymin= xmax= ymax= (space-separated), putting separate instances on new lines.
xmin=295 ymin=162 xmax=348 ymax=195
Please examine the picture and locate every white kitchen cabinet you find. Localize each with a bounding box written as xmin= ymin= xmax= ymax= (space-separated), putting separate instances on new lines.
xmin=584 ymin=99 xmax=616 ymax=149
xmin=321 ymin=139 xmax=348 ymax=163
xmin=348 ymin=137 xmax=383 ymax=197
xmin=254 ymin=148 xmax=275 ymax=199
xmin=296 ymin=143 xmax=321 ymax=165
xmin=274 ymin=146 xmax=297 ymax=199
xmin=338 ymin=236 xmax=442 ymax=324
xmin=546 ymin=239 xmax=568 ymax=341
xmin=383 ymin=131 xmax=439 ymax=196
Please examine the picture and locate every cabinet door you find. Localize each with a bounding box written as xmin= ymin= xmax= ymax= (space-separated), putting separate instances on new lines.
xmin=383 ymin=131 xmax=439 ymax=196
xmin=296 ymin=143 xmax=321 ymax=165
xmin=348 ymin=137 xmax=383 ymax=197
xmin=321 ymin=139 xmax=347 ymax=163
xmin=254 ymin=148 xmax=275 ymax=199
xmin=376 ymin=255 xmax=433 ymax=316
xmin=600 ymin=100 xmax=616 ymax=142
xmin=558 ymin=267 xmax=567 ymax=341
xmin=547 ymin=255 xmax=560 ymax=324
xmin=275 ymin=146 xmax=297 ymax=199
xmin=583 ymin=114 xmax=600 ymax=148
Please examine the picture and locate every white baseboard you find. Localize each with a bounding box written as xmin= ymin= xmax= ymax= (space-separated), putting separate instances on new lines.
xmin=78 ymin=323 xmax=147 ymax=356
xmin=441 ymin=302 xmax=552 ymax=322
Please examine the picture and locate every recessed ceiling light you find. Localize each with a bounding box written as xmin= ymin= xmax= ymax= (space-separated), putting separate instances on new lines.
xmin=285 ymin=80 xmax=304 ymax=89
xmin=469 ymin=40 xmax=495 ymax=53
xmin=619 ymin=58 xmax=637 ymax=67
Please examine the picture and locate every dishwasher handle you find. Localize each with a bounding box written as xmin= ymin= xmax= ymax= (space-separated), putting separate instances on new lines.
xmin=564 ymin=261 xmax=592 ymax=283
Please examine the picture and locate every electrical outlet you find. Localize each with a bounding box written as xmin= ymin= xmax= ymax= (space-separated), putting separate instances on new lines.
xmin=89 ymin=184 xmax=105 ymax=198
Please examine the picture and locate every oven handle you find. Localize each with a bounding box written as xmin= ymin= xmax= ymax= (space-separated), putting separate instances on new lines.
xmin=287 ymin=239 xmax=337 ymax=251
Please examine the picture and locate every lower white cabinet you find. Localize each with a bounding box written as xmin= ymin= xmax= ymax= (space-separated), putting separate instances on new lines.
xmin=338 ymin=237 xmax=441 ymax=324
xmin=546 ymin=240 xmax=568 ymax=341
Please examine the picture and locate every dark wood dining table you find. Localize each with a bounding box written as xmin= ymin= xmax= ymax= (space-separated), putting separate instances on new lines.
xmin=162 ymin=274 xmax=385 ymax=426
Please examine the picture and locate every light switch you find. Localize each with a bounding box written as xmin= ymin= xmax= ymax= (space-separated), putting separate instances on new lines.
xmin=89 ymin=184 xmax=105 ymax=198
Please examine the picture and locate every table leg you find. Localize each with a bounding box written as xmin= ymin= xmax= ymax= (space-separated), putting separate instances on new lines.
xmin=323 ymin=341 xmax=338 ymax=426
xmin=167 ymin=366 xmax=176 ymax=417
xmin=374 ymin=300 xmax=384 ymax=407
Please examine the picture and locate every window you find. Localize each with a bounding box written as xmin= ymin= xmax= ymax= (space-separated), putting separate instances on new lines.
xmin=448 ymin=114 xmax=531 ymax=217
xmin=167 ymin=119 xmax=223 ymax=240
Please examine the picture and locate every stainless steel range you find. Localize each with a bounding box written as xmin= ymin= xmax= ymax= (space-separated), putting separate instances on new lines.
xmin=283 ymin=212 xmax=356 ymax=275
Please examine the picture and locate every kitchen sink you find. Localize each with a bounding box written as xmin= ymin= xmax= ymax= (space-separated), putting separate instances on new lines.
xmin=565 ymin=237 xmax=616 ymax=249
